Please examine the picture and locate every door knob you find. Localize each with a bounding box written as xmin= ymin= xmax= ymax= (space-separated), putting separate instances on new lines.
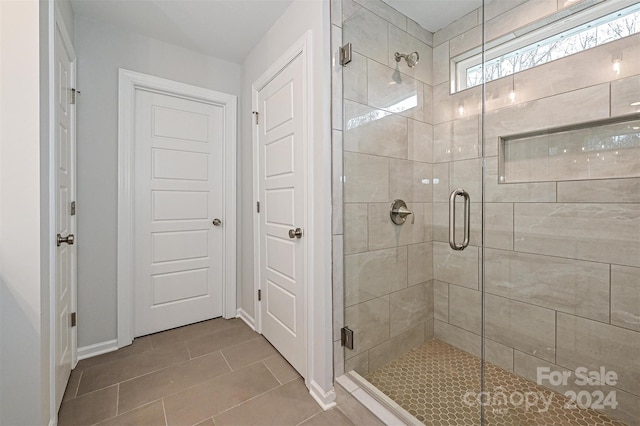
xmin=57 ymin=234 xmax=75 ymax=246
xmin=288 ymin=228 xmax=303 ymax=239
xmin=212 ymin=218 xmax=222 ymax=226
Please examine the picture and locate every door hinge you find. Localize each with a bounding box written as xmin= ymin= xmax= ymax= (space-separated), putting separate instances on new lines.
xmin=70 ymin=201 xmax=76 ymax=216
xmin=340 ymin=43 xmax=353 ymax=66
xmin=252 ymin=111 xmax=259 ymax=125
xmin=258 ymin=289 xmax=262 ymax=301
xmin=256 ymin=201 xmax=260 ymax=213
xmin=70 ymin=312 xmax=77 ymax=327
xmin=70 ymin=88 xmax=81 ymax=105
xmin=341 ymin=326 xmax=354 ymax=350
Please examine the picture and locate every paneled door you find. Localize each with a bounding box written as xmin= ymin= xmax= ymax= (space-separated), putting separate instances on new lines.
xmin=134 ymin=89 xmax=224 ymax=337
xmin=54 ymin=15 xmax=76 ymax=411
xmin=256 ymin=51 xmax=307 ymax=376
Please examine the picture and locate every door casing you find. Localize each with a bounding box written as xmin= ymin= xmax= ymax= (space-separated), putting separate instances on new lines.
xmin=117 ymin=69 xmax=237 ymax=347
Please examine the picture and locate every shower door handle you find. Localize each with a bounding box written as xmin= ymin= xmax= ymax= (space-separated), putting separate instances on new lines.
xmin=449 ymin=188 xmax=470 ymax=251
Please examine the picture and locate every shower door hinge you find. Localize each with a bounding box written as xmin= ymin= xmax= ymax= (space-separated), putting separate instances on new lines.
xmin=252 ymin=111 xmax=259 ymax=125
xmin=341 ymin=326 xmax=354 ymax=350
xmin=256 ymin=201 xmax=260 ymax=213
xmin=70 ymin=312 xmax=77 ymax=327
xmin=340 ymin=43 xmax=352 ymax=66
xmin=258 ymin=289 xmax=262 ymax=301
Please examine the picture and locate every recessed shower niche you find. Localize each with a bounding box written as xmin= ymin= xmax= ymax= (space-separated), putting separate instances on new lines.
xmin=500 ymin=115 xmax=640 ymax=184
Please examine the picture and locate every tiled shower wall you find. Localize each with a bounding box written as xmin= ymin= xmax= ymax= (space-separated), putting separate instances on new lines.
xmin=332 ymin=0 xmax=436 ymax=376
xmin=431 ymin=0 xmax=640 ymax=424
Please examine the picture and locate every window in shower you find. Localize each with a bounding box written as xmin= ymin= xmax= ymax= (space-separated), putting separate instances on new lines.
xmin=452 ymin=0 xmax=640 ymax=92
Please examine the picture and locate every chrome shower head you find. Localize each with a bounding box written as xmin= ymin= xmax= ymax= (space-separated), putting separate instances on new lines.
xmin=395 ymin=51 xmax=419 ymax=68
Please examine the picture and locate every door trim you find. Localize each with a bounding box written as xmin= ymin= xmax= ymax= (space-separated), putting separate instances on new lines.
xmin=117 ymin=69 xmax=237 ymax=347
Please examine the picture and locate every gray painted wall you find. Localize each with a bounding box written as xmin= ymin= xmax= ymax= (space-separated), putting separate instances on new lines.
xmin=74 ymin=16 xmax=242 ymax=348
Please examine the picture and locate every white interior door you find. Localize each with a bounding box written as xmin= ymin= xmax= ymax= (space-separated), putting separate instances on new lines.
xmin=256 ymin=52 xmax=307 ymax=376
xmin=54 ymin=16 xmax=76 ymax=411
xmin=134 ymin=89 xmax=224 ymax=337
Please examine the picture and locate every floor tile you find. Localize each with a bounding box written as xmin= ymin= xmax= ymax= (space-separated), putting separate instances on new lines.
xmin=97 ymin=400 xmax=165 ymax=426
xmin=78 ymin=343 xmax=190 ymax=395
xmin=262 ymin=354 xmax=301 ymax=385
xmin=186 ymin=323 xmax=259 ymax=358
xmin=221 ymin=337 xmax=277 ymax=370
xmin=150 ymin=318 xmax=245 ymax=350
xmin=58 ymin=385 xmax=118 ymax=426
xmin=118 ymin=350 xmax=231 ymax=414
xmin=76 ymin=337 xmax=154 ymax=371
xmin=214 ymin=378 xmax=321 ymax=426
xmin=62 ymin=368 xmax=83 ymax=402
xmin=298 ymin=407 xmax=355 ymax=425
xmin=163 ymin=361 xmax=280 ymax=425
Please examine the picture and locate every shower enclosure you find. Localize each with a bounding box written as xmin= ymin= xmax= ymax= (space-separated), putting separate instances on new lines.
xmin=334 ymin=0 xmax=640 ymax=424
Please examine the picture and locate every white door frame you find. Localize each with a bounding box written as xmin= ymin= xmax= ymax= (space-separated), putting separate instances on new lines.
xmin=117 ymin=69 xmax=237 ymax=347
xmin=252 ymin=31 xmax=335 ymax=409
xmin=50 ymin=3 xmax=77 ymax=421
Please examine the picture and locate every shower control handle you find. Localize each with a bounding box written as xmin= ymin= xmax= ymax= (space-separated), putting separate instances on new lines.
xmin=390 ymin=199 xmax=414 ymax=225
xmin=449 ymin=189 xmax=470 ymax=251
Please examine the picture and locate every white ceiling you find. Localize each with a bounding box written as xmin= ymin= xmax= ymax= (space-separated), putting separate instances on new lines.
xmin=69 ymin=0 xmax=293 ymax=64
xmin=382 ymin=0 xmax=483 ymax=32
xmin=70 ymin=0 xmax=480 ymax=63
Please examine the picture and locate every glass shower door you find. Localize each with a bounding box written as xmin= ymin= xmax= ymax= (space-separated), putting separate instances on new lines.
xmin=479 ymin=0 xmax=640 ymax=424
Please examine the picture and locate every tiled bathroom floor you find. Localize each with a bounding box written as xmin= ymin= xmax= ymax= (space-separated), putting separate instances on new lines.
xmin=59 ymin=318 xmax=382 ymax=426
xmin=365 ymin=339 xmax=627 ymax=426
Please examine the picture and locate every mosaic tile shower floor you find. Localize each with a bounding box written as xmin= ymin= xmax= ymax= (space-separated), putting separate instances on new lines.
xmin=365 ymin=339 xmax=626 ymax=426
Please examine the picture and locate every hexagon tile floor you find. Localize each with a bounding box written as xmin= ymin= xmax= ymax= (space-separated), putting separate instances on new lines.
xmin=365 ymin=339 xmax=627 ymax=425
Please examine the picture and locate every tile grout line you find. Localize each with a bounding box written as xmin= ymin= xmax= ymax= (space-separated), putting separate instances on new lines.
xmin=161 ymin=398 xmax=168 ymax=426
xmin=219 ymin=350 xmax=233 ymax=372
xmin=73 ymin=370 xmax=83 ymax=399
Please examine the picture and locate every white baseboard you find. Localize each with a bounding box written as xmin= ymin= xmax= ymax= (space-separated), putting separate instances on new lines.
xmin=236 ymin=308 xmax=256 ymax=331
xmin=77 ymin=339 xmax=118 ymax=361
xmin=309 ymin=380 xmax=337 ymax=410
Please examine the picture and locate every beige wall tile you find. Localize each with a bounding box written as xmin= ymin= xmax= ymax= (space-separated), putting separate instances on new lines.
xmin=485 ymin=294 xmax=556 ymax=362
xmin=342 ymin=0 xmax=362 ymax=22
xmin=344 ymin=152 xmax=389 ymax=203
xmin=407 ymin=119 xmax=433 ymax=163
xmin=514 ymin=203 xmax=640 ymax=267
xmin=332 ymin=25 xmax=344 ymax=131
xmin=484 ymin=203 xmax=513 ymax=250
xmin=434 ymin=9 xmax=479 ymax=46
xmin=434 ymin=320 xmax=481 ymax=358
xmin=611 ymin=265 xmax=640 ymax=332
xmin=407 ymin=19 xmax=433 ymax=46
xmin=485 ymin=338 xmax=514 ymax=372
xmin=484 ymin=84 xmax=610 ymax=157
xmin=408 ymin=242 xmax=433 ymax=286
xmin=432 ymin=42 xmax=450 ymax=86
xmin=431 ymin=202 xmax=482 ymax=247
xmin=362 ymin=0 xmax=406 ymax=31
xmin=433 ymin=116 xmax=480 ymax=162
xmin=334 ymin=340 xmax=345 ymax=378
xmin=432 ymin=163 xmax=450 ymax=203
xmin=368 ymin=323 xmax=426 ymax=371
xmin=557 ymin=312 xmax=640 ymax=396
xmin=390 ymin=284 xmax=429 ymax=336
xmin=344 ymin=351 xmax=369 ymax=375
xmin=367 ymin=202 xmax=427 ymax=250
xmin=558 ymin=178 xmax=640 ymax=203
xmin=484 ymin=156 xmax=556 ymax=203
xmin=433 ymin=241 xmax=479 ymax=290
xmin=344 ymin=101 xmax=408 ymax=159
xmin=331 ymin=0 xmax=342 ymax=26
xmin=449 ymin=25 xmax=481 ymax=57
xmin=450 ymin=157 xmax=481 ymax=197
xmin=343 ymin=52 xmax=368 ymax=104
xmin=485 ymin=0 xmax=556 ymax=42
xmin=345 ymin=296 xmax=390 ymax=358
xmin=485 ymin=248 xmax=610 ymax=322
xmin=345 ymin=246 xmax=408 ymax=307
xmin=368 ymin=60 xmax=425 ymax=122
xmin=389 ymin=160 xmax=432 ymax=203
xmin=344 ymin=203 xmax=368 ymax=254
xmin=612 ymin=73 xmax=640 ymax=117
xmin=343 ymin=7 xmax=388 ymax=64
xmin=433 ymin=280 xmax=449 ymax=322
xmin=448 ymin=285 xmax=481 ymax=334
xmin=484 ymin=0 xmax=528 ymax=21
xmin=388 ymin=25 xmax=433 ymax=85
